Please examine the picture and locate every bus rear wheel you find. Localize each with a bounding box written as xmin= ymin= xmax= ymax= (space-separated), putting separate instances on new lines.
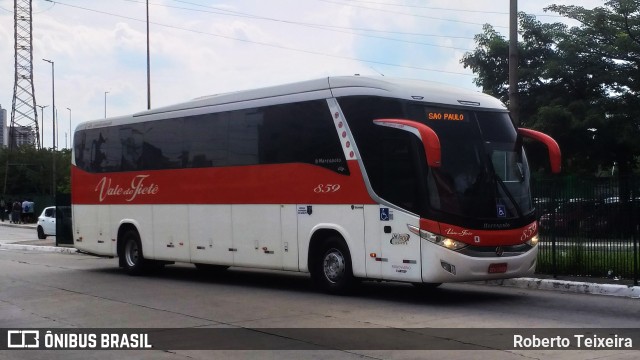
xmin=122 ymin=230 xmax=146 ymax=275
xmin=312 ymin=237 xmax=355 ymax=294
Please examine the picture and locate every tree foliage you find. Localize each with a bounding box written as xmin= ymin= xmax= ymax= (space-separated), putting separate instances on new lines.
xmin=0 ymin=147 xmax=70 ymax=197
xmin=461 ymin=0 xmax=640 ymax=175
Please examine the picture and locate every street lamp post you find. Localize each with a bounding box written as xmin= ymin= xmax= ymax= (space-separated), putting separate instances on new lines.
xmin=42 ymin=58 xmax=56 ymax=199
xmin=36 ymin=104 xmax=48 ymax=149
xmin=42 ymin=59 xmax=56 ymax=150
xmin=104 ymin=91 xmax=109 ymax=118
xmin=67 ymin=107 xmax=71 ymax=149
xmin=147 ymin=0 xmax=151 ymax=110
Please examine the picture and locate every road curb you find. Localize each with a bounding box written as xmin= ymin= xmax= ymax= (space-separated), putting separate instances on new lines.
xmin=484 ymin=277 xmax=640 ymax=299
xmin=0 ymin=243 xmax=77 ymax=254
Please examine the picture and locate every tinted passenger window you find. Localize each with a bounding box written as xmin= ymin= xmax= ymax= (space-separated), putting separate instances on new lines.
xmin=184 ymin=113 xmax=227 ymax=167
xmin=119 ymin=123 xmax=144 ymax=171
xmin=259 ymin=101 xmax=348 ymax=174
xmin=228 ymin=110 xmax=261 ymax=166
xmin=74 ymin=127 xmax=121 ymax=173
xmin=75 ymin=99 xmax=347 ymax=174
xmin=142 ymin=118 xmax=184 ymax=170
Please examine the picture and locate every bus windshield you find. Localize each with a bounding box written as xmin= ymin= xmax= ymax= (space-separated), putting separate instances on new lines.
xmin=338 ymin=96 xmax=533 ymax=226
xmin=422 ymin=108 xmax=532 ymax=221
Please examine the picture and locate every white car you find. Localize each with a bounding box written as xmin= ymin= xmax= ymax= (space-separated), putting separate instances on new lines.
xmin=37 ymin=206 xmax=57 ymax=239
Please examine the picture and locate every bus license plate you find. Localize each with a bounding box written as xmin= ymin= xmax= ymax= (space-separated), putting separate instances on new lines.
xmin=488 ymin=263 xmax=507 ymax=274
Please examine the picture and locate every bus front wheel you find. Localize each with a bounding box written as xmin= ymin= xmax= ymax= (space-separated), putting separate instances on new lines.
xmin=312 ymin=237 xmax=355 ymax=294
xmin=122 ymin=230 xmax=146 ymax=275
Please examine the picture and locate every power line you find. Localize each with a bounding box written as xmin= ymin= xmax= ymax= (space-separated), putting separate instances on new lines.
xmin=1 ymin=1 xmax=57 ymax=14
xmin=172 ymin=0 xmax=476 ymax=39
xmin=44 ymin=0 xmax=476 ymax=76
xmin=118 ymin=0 xmax=476 ymax=50
xmin=317 ymin=0 xmax=508 ymax=29
xmin=334 ymin=0 xmax=564 ymax=18
xmin=172 ymin=0 xmax=474 ymax=39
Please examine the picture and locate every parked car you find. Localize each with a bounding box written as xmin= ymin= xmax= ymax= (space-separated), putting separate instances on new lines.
xmin=36 ymin=206 xmax=71 ymax=239
xmin=533 ymin=197 xmax=554 ymax=220
xmin=539 ymin=199 xmax=599 ymax=234
xmin=579 ymin=201 xmax=640 ymax=238
xmin=37 ymin=207 xmax=56 ymax=239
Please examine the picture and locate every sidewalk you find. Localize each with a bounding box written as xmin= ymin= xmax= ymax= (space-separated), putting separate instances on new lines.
xmin=0 ymin=221 xmax=638 ymax=298
xmin=0 ymin=220 xmax=75 ymax=253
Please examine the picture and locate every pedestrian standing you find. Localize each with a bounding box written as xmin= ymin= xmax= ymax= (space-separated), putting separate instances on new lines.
xmin=26 ymin=199 xmax=35 ymax=223
xmin=12 ymin=200 xmax=21 ymax=224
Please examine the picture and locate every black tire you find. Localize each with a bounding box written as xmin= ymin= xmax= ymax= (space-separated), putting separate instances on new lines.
xmin=312 ymin=237 xmax=355 ymax=294
xmin=37 ymin=226 xmax=47 ymax=240
xmin=121 ymin=230 xmax=146 ymax=275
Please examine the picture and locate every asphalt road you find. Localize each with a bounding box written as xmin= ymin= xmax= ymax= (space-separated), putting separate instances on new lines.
xmin=0 ymin=226 xmax=639 ymax=359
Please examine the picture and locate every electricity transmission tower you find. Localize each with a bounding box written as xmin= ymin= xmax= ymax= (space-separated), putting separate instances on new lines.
xmin=10 ymin=0 xmax=40 ymax=149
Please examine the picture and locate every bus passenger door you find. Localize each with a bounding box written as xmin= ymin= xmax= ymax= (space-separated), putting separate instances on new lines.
xmin=189 ymin=205 xmax=234 ymax=266
xmin=378 ymin=209 xmax=422 ymax=282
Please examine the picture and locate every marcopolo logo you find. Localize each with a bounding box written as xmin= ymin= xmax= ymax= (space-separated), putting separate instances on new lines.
xmin=390 ymin=233 xmax=410 ymax=245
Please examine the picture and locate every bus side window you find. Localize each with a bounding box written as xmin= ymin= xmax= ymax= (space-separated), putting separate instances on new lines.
xmin=184 ymin=113 xmax=228 ymax=168
xmin=141 ymin=117 xmax=184 ymax=170
xmin=260 ymin=100 xmax=348 ymax=174
xmin=228 ymin=110 xmax=261 ymax=166
xmin=120 ymin=123 xmax=144 ymax=171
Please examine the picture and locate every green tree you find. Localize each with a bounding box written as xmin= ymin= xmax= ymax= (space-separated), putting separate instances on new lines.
xmin=461 ymin=0 xmax=640 ymax=176
xmin=0 ymin=147 xmax=71 ymax=197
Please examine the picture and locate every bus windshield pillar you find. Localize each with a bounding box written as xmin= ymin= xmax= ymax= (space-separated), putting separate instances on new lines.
xmin=373 ymin=119 xmax=441 ymax=168
xmin=518 ymin=128 xmax=562 ymax=173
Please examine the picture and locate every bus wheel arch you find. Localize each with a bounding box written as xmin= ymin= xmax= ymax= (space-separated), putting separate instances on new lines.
xmin=308 ymin=229 xmax=356 ymax=294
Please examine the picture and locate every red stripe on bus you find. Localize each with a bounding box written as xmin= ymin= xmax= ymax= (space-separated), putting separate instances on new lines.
xmin=434 ymin=221 xmax=538 ymax=246
xmin=71 ymin=160 xmax=375 ymax=205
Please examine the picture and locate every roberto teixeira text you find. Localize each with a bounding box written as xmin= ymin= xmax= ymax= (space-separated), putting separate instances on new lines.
xmin=514 ymin=334 xmax=633 ymax=349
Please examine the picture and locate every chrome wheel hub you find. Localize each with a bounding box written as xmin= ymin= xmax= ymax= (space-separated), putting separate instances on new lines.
xmin=323 ymin=250 xmax=345 ymax=283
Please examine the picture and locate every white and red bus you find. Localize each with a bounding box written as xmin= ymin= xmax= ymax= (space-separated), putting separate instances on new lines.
xmin=72 ymin=76 xmax=560 ymax=293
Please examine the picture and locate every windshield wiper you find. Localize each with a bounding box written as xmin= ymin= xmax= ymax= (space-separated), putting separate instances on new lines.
xmin=486 ymin=157 xmax=524 ymax=219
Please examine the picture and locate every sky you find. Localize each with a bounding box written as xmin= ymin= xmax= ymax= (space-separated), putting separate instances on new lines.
xmin=0 ymin=0 xmax=604 ymax=149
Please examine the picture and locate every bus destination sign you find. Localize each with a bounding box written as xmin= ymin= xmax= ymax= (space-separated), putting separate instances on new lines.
xmin=427 ymin=111 xmax=465 ymax=121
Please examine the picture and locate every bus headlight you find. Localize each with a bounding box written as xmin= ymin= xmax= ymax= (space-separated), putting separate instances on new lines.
xmin=526 ymin=234 xmax=539 ymax=247
xmin=407 ymin=225 xmax=468 ymax=251
xmin=440 ymin=237 xmax=468 ymax=251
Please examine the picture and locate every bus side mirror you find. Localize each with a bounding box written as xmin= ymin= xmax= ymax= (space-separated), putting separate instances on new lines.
xmin=373 ymin=119 xmax=441 ymax=168
xmin=518 ymin=128 xmax=562 ymax=174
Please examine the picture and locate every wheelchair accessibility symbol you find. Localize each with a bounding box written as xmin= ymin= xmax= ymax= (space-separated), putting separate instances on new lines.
xmin=380 ymin=208 xmax=390 ymax=221
xmin=497 ymin=205 xmax=506 ymax=218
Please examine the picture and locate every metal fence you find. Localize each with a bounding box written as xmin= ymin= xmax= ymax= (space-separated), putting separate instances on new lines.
xmin=531 ymin=175 xmax=639 ymax=285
